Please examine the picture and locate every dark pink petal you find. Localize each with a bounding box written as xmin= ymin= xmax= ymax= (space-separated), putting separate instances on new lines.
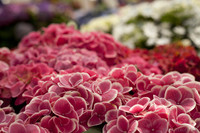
xmin=117 ymin=115 xmax=129 ymax=132
xmin=88 ymin=114 xmax=103 ymax=127
xmin=10 ymin=81 xmax=25 ymax=97
xmin=102 ymin=89 xmax=118 ymax=102
xmin=109 ymin=68 xmax=123 ymax=78
xmin=144 ymin=113 xmax=161 ymax=122
xmin=105 ymin=110 xmax=118 ymax=123
xmin=138 ymin=97 xmax=150 ymax=106
xmin=69 ymin=73 xmax=83 ymax=87
xmin=107 ymin=125 xmax=122 ymax=133
xmin=178 ymin=86 xmax=194 ymax=101
xmin=93 ymin=103 xmax=106 ymax=115
xmin=39 ymin=100 xmax=51 ymax=114
xmin=177 ymin=114 xmax=195 ymax=125
xmin=136 ymin=80 xmax=146 ymax=92
xmin=165 ymin=87 xmax=182 ymax=104
xmin=98 ymin=80 xmax=111 ymax=94
xmin=174 ymin=126 xmax=189 ymax=133
xmin=0 ymin=109 xmax=5 ymax=123
xmin=79 ymin=110 xmax=92 ymax=128
xmin=126 ymin=98 xmax=139 ymax=107
xmin=26 ymin=124 xmax=40 ymax=133
xmin=138 ymin=119 xmax=152 ymax=132
xmin=184 ymin=82 xmax=200 ymax=92
xmin=53 ymin=98 xmax=72 ymax=116
xmin=125 ymin=71 xmax=137 ymax=84
xmin=153 ymin=119 xmax=168 ymax=133
xmin=191 ymin=88 xmax=200 ymax=104
xmin=9 ymin=123 xmax=26 ymax=133
xmin=181 ymin=98 xmax=196 ymax=112
xmin=54 ymin=117 xmax=76 ymax=133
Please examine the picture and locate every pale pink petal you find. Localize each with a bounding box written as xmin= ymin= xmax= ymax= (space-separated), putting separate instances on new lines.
xmin=129 ymin=105 xmax=144 ymax=114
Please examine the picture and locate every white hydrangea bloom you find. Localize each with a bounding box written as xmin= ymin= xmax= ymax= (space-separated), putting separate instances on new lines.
xmin=142 ymin=22 xmax=158 ymax=38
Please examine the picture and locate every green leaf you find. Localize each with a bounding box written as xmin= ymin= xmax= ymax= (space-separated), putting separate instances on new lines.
xmin=83 ymin=127 xmax=102 ymax=133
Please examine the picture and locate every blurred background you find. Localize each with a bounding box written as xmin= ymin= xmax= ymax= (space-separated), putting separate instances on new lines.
xmin=0 ymin=0 xmax=154 ymax=48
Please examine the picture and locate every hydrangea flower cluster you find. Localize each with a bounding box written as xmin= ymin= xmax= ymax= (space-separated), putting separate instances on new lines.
xmin=132 ymin=44 xmax=200 ymax=81
xmin=0 ymin=23 xmax=200 ymax=133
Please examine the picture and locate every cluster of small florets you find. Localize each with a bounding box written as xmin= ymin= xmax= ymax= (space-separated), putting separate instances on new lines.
xmin=0 ymin=24 xmax=200 ymax=133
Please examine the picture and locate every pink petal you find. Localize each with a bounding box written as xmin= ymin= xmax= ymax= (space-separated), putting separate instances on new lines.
xmin=153 ymin=119 xmax=168 ymax=133
xmin=39 ymin=100 xmax=51 ymax=114
xmin=58 ymin=75 xmax=71 ymax=87
xmin=144 ymin=113 xmax=160 ymax=122
xmin=165 ymin=87 xmax=182 ymax=104
xmin=136 ymin=80 xmax=146 ymax=92
xmin=0 ymin=109 xmax=5 ymax=123
xmin=54 ymin=117 xmax=76 ymax=132
xmin=117 ymin=115 xmax=129 ymax=132
xmin=109 ymin=68 xmax=123 ymax=78
xmin=177 ymin=114 xmax=194 ymax=125
xmin=102 ymin=89 xmax=118 ymax=102
xmin=69 ymin=73 xmax=83 ymax=87
xmin=129 ymin=105 xmax=144 ymax=114
xmin=178 ymin=86 xmax=194 ymax=100
xmin=107 ymin=125 xmax=122 ymax=133
xmin=9 ymin=123 xmax=26 ymax=133
xmin=128 ymin=121 xmax=138 ymax=133
xmin=138 ymin=119 xmax=152 ymax=132
xmin=126 ymin=65 xmax=137 ymax=73
xmin=138 ymin=97 xmax=150 ymax=106
xmin=174 ymin=126 xmax=189 ymax=133
xmin=98 ymin=80 xmax=111 ymax=94
xmin=25 ymin=124 xmax=40 ymax=133
xmin=181 ymin=98 xmax=196 ymax=112
xmin=111 ymin=82 xmax=123 ymax=92
xmin=88 ymin=114 xmax=103 ymax=127
xmin=105 ymin=110 xmax=118 ymax=122
xmin=93 ymin=103 xmax=106 ymax=115
xmin=53 ymin=98 xmax=72 ymax=116
xmin=125 ymin=71 xmax=137 ymax=84
xmin=126 ymin=98 xmax=139 ymax=107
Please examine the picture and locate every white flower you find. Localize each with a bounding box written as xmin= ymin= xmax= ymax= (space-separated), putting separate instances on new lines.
xmin=81 ymin=14 xmax=119 ymax=32
xmin=189 ymin=26 xmax=200 ymax=48
xmin=156 ymin=37 xmax=171 ymax=45
xmin=173 ymin=26 xmax=186 ymax=35
xmin=142 ymin=22 xmax=158 ymax=38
